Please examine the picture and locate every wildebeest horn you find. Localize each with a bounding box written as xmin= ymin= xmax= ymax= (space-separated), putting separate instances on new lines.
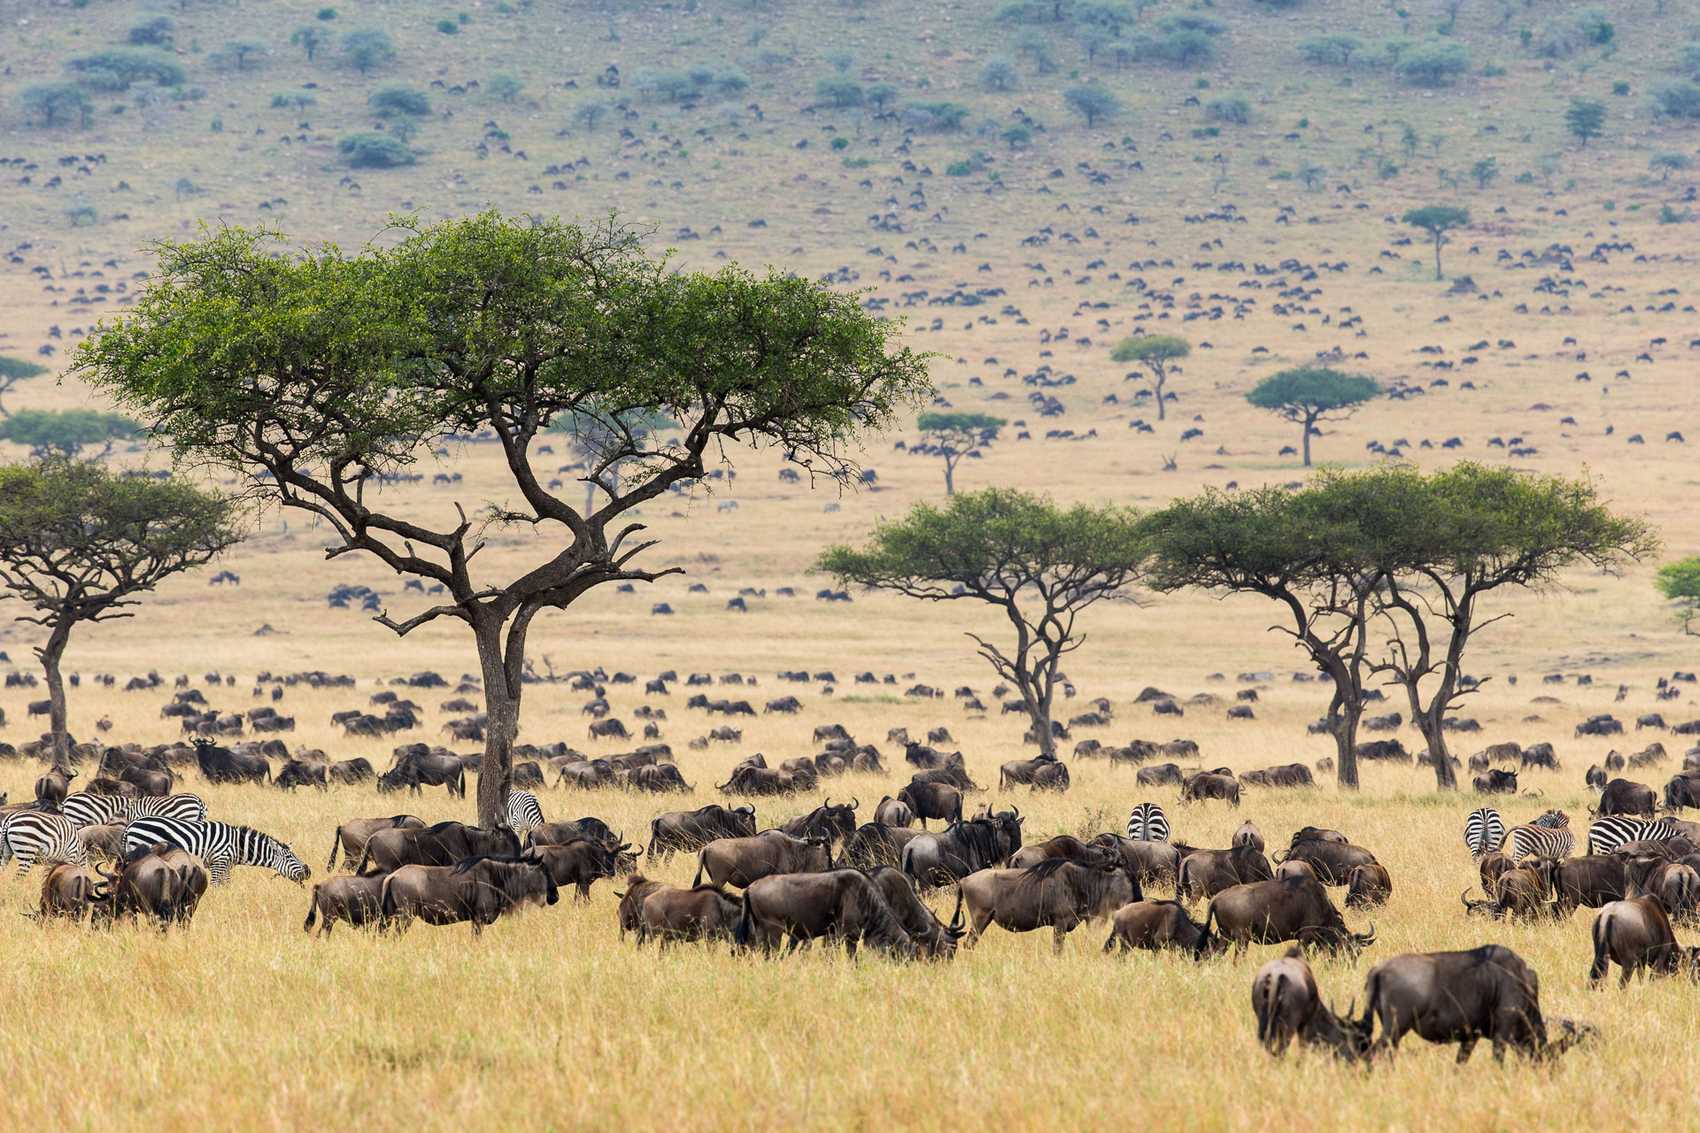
xmin=1460 ymin=889 xmax=1486 ymax=913
xmin=850 ymin=796 xmax=860 ymax=811
xmin=1354 ymin=924 xmax=1376 ymax=946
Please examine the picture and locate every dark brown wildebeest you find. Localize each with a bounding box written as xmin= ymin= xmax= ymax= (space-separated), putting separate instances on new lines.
xmin=616 ymin=874 xmax=667 ymax=940
xmin=1477 ymin=851 xmax=1516 ymax=895
xmin=1286 ymin=826 xmax=1348 ymax=848
xmin=380 ymin=857 xmax=558 ymax=935
xmin=528 ymin=817 xmax=619 ymax=850
xmin=999 ymin=754 xmax=1059 ymax=789
xmin=1355 ymin=946 xmax=1560 ymax=1062
xmin=896 ymin=780 xmax=963 ymax=829
xmin=636 ymin=884 xmax=742 ymax=947
xmin=156 ymin=848 xmax=209 ymax=925
xmin=1181 ymin=770 xmax=1240 ymax=806
xmin=865 ymin=864 xmax=965 ymax=958
xmin=1588 ymin=895 xmax=1700 ymax=986
xmin=1345 ymin=863 xmax=1393 ymax=909
xmin=1622 ymin=855 xmax=1700 ymax=921
xmin=376 ymin=747 xmax=467 ymax=797
xmin=1177 ymin=842 xmax=1273 ymax=902
xmin=84 ymin=777 xmax=139 ymax=798
xmin=960 ymin=859 xmax=1137 ymax=953
xmin=77 ymin=823 xmax=128 ymax=863
xmin=1585 ymin=764 xmax=1608 ymax=790
xmin=1239 ymin=763 xmax=1315 ymax=790
xmin=1232 ymin=821 xmax=1264 ymax=852
xmin=1029 ymin=761 xmax=1071 ymax=791
xmin=106 ymin=846 xmax=206 ymax=928
xmin=909 ymin=757 xmax=977 ymax=793
xmin=735 ymin=869 xmax=915 ymax=957
xmin=34 ymin=766 xmax=76 ymax=809
xmin=779 ymin=799 xmax=860 ymax=849
xmin=274 ymin=759 xmax=327 ymax=791
xmin=524 ymin=839 xmax=634 ymax=901
xmin=302 ymin=875 xmax=389 ymax=936
xmin=1009 ymin=834 xmax=1117 ymax=870
xmin=326 ymin=815 xmax=427 ymax=871
xmin=843 ymin=822 xmax=927 ymax=869
xmin=1201 ymin=875 xmax=1374 ymax=956
xmin=1251 ymin=946 xmax=1365 ymax=1058
xmin=647 ymin=804 xmax=757 ymax=862
xmin=193 ymin=740 xmax=269 ymax=785
xmin=355 ymin=821 xmax=519 ymax=876
xmin=1473 ymin=768 xmax=1518 ymax=794
xmin=900 ymin=811 xmax=1024 ymax=888
xmin=1356 ymin=739 xmax=1410 ymax=763
xmin=1136 ymin=762 xmax=1183 ymax=787
xmin=873 ymin=795 xmax=914 ymax=827
xmin=717 ymin=764 xmax=810 ymax=797
xmin=1103 ymin=899 xmax=1222 ymax=956
xmin=1276 ymin=839 xmax=1379 ymax=886
xmin=1665 ymin=771 xmax=1700 ymax=810
xmin=328 ymin=757 xmax=375 ymax=785
xmin=38 ymin=863 xmax=109 ymax=922
xmin=693 ymin=830 xmax=831 ymax=889
xmin=1533 ymin=855 xmax=1627 ymax=917
xmin=1461 ymin=865 xmax=1549 ymax=920
xmin=1091 ymin=833 xmax=1181 ymax=888
xmin=1595 ymin=777 xmax=1656 ymax=818
xmin=1274 ymin=860 xmax=1319 ymax=884
xmin=630 ymin=763 xmax=692 ymax=793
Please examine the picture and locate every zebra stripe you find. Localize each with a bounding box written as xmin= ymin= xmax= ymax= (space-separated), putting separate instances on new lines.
xmin=507 ymin=790 xmax=545 ymax=836
xmin=0 ymin=812 xmax=88 ymax=874
xmin=1528 ymin=809 xmax=1570 ymax=830
xmin=1463 ymin=807 xmax=1506 ymax=858
xmin=124 ymin=817 xmax=307 ymax=885
xmin=1587 ymin=816 xmax=1688 ymax=856
xmin=61 ymin=792 xmax=207 ymax=830
xmin=1506 ymin=825 xmax=1574 ymax=861
xmin=1126 ymin=802 xmax=1170 ymax=842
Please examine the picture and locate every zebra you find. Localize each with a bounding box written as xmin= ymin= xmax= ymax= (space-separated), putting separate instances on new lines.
xmin=1506 ymin=820 xmax=1574 ymax=862
xmin=61 ymin=792 xmax=206 ymax=830
xmin=123 ymin=817 xmax=308 ymax=885
xmin=1463 ymin=807 xmax=1506 ymax=858
xmin=0 ymin=812 xmax=88 ymax=874
xmin=1587 ymin=816 xmax=1689 ymax=856
xmin=507 ymin=790 xmax=545 ymax=837
xmin=1126 ymin=802 xmax=1170 ymax=842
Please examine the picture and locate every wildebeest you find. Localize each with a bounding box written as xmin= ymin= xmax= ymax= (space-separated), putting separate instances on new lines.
xmin=328 ymin=757 xmax=375 ymax=785
xmin=1473 ymin=768 xmax=1518 ymax=794
xmin=1621 ymin=854 xmax=1700 ymax=921
xmin=1461 ymin=865 xmax=1549 ymax=920
xmin=693 ymin=830 xmax=831 ymax=889
xmin=1275 ymin=838 xmax=1379 ymax=886
xmin=960 ymin=858 xmax=1137 ymax=952
xmin=647 ymin=805 xmax=758 ymax=862
xmin=1010 ymin=834 xmax=1117 ymax=870
xmin=1588 ymin=895 xmax=1700 ymax=986
xmin=355 ymin=821 xmax=519 ymax=876
xmin=1595 ymin=777 xmax=1656 ymax=818
xmin=1251 ymin=946 xmax=1364 ymax=1058
xmin=377 ymin=747 xmax=467 ymax=797
xmin=1239 ymin=763 xmax=1315 ymax=790
xmin=1232 ymin=821 xmax=1264 ymax=852
xmin=717 ymin=763 xmax=812 ymax=796
xmin=193 ymin=740 xmax=269 ymax=785
xmin=77 ymin=823 xmax=128 ymax=862
xmin=896 ymin=780 xmax=963 ymax=828
xmin=1344 ymin=863 xmax=1393 ymax=909
xmin=274 ymin=759 xmax=327 ymax=791
xmin=866 ymin=864 xmax=965 ymax=958
xmin=1533 ymin=855 xmax=1627 ymax=917
xmin=778 ymin=799 xmax=859 ymax=849
xmin=34 ymin=765 xmax=76 ymax=809
xmin=1092 ymin=833 xmax=1181 ymax=888
xmin=1177 ymin=841 xmax=1273 ymax=901
xmin=37 ymin=863 xmax=109 ymax=922
xmin=1180 ymin=770 xmax=1240 ymax=805
xmin=1136 ymin=762 xmax=1183 ymax=787
xmin=1355 ymin=946 xmax=1554 ymax=1062
xmin=735 ymin=869 xmax=915 ymax=957
xmin=999 ymin=754 xmax=1067 ymax=790
xmin=873 ymin=795 xmax=914 ymax=828
xmin=107 ymin=846 xmax=207 ymax=928
xmin=1102 ymin=899 xmax=1222 ymax=956
xmin=901 ymin=811 xmax=1024 ymax=888
xmin=302 ymin=875 xmax=389 ymax=936
xmin=635 ymin=883 xmax=743 ymax=947
xmin=1665 ymin=771 xmax=1700 ymax=810
xmin=380 ymin=857 xmax=558 ymax=935
xmin=1202 ymin=875 xmax=1374 ymax=956
xmin=842 ymin=821 xmax=927 ymax=870
xmin=528 ymin=816 xmax=619 ymax=850
xmin=326 ymin=815 xmax=426 ymax=871
xmin=524 ymin=839 xmax=634 ymax=900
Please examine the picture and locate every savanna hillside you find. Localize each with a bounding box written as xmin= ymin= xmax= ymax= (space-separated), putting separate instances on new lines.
xmin=3 ymin=0 xmax=1700 ymax=1129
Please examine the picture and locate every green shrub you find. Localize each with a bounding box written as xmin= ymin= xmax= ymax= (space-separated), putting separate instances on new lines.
xmin=369 ymin=86 xmax=431 ymax=117
xmin=127 ymin=17 xmax=174 ymax=46
xmin=338 ymin=132 xmax=415 ymax=168
xmin=67 ymin=49 xmax=185 ymax=91
xmin=830 ymin=136 xmax=849 ymax=150
xmin=317 ymin=7 xmax=338 ymax=19
xmin=487 ymin=74 xmax=523 ymax=102
xmin=342 ymin=28 xmax=396 ymax=74
xmin=436 ymin=18 xmax=459 ymax=34
xmin=1398 ymin=40 xmax=1468 ymax=87
xmin=816 ymin=78 xmax=864 ymax=108
xmin=1612 ymin=80 xmax=1630 ymax=96
xmin=1002 ymin=123 xmax=1033 ymax=148
xmin=1298 ymin=34 xmax=1358 ymax=65
xmin=1655 ymin=82 xmax=1700 ymax=119
xmin=902 ymin=101 xmax=969 ymax=131
xmin=20 ymin=83 xmax=92 ymax=128
xmin=981 ymin=58 xmax=1020 ymax=92
xmin=867 ymin=83 xmax=898 ymax=109
xmin=270 ymin=90 xmax=318 ymax=110
xmin=1135 ymin=28 xmax=1217 ymax=67
xmin=1206 ymin=96 xmax=1249 ymax=124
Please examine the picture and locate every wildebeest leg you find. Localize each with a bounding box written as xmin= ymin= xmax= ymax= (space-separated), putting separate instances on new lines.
xmin=1621 ymin=959 xmax=1636 ymax=989
xmin=966 ymin=907 xmax=993 ymax=947
xmin=1053 ymin=925 xmax=1068 ymax=954
xmin=1455 ymin=1038 xmax=1477 ymax=1064
xmin=576 ymin=882 xmax=591 ymax=902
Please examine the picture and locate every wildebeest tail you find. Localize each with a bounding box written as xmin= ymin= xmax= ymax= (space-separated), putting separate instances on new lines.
xmin=1589 ymin=910 xmax=1613 ymax=982
xmin=733 ymin=890 xmax=754 ymax=949
xmin=325 ymin=828 xmax=342 ymax=871
xmin=692 ymin=853 xmax=707 ymax=887
xmin=1257 ymin=972 xmax=1284 ymax=1045
xmin=380 ymin=875 xmax=398 ymax=920
xmin=1192 ymin=905 xmax=1215 ymax=960
xmin=303 ymin=886 xmax=320 ymax=933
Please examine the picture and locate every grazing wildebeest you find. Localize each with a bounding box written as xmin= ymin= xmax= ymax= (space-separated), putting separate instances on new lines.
xmin=1588 ymin=895 xmax=1700 ymax=986
xmin=108 ymin=847 xmax=207 ymax=928
xmin=37 ymin=863 xmax=109 ymax=922
xmin=274 ymin=759 xmax=327 ymax=791
xmin=354 ymin=821 xmax=519 ymax=876
xmin=1461 ymin=865 xmax=1549 ymax=920
xmin=778 ymin=798 xmax=860 ymax=849
xmin=1136 ymin=762 xmax=1183 ymax=787
xmin=960 ymin=859 xmax=1137 ymax=952
xmin=328 ymin=758 xmax=375 ymax=785
xmin=528 ymin=817 xmax=620 ymax=851
xmin=1181 ymin=770 xmax=1240 ymax=806
xmin=77 ymin=823 xmax=128 ymax=862
xmin=693 ymin=830 xmax=831 ymax=889
xmin=616 ymin=875 xmax=667 ymax=940
xmin=1232 ymin=821 xmax=1264 ymax=852
xmin=193 ymin=740 xmax=268 ymax=785
xmin=1473 ymin=768 xmax=1518 ymax=794
xmin=325 ymin=815 xmax=427 ymax=871
xmin=1177 ymin=842 xmax=1273 ymax=901
xmin=35 ymin=766 xmax=76 ymax=809
xmin=525 ymin=839 xmax=634 ymax=900
xmin=1533 ymin=855 xmax=1627 ymax=917
xmin=1102 ymin=899 xmax=1222 ymax=956
xmin=901 ymin=811 xmax=1024 ymax=888
xmin=1595 ymin=777 xmax=1657 ymax=818
xmin=1275 ymin=838 xmax=1379 ymax=886
xmin=998 ymin=754 xmax=1062 ymax=790
xmin=865 ymin=865 xmax=965 ymax=958
xmin=1354 ymin=946 xmax=1557 ymax=1062
xmin=1091 ymin=833 xmax=1181 ymax=888
xmin=873 ymin=796 xmax=914 ymax=828
xmin=1345 ymin=863 xmax=1393 ymax=909
xmin=735 ymin=869 xmax=915 ymax=957
xmin=647 ymin=805 xmax=757 ymax=862
xmin=1275 ymin=860 xmax=1318 ymax=884
xmin=1621 ymin=855 xmax=1700 ymax=921
xmin=1251 ymin=946 xmax=1365 ymax=1058
xmin=635 ymin=884 xmax=742 ymax=947
xmin=377 ymin=747 xmax=467 ymax=797
xmin=1201 ymin=875 xmax=1374 ymax=956
xmin=842 ymin=822 xmax=927 ymax=869
xmin=381 ymin=857 xmax=558 ymax=935
xmin=302 ymin=875 xmax=390 ymax=936
xmin=1239 ymin=763 xmax=1315 ymax=790
xmin=1664 ymin=771 xmax=1700 ymax=810
xmin=896 ymin=780 xmax=963 ymax=829
xmin=1010 ymin=834 xmax=1117 ymax=870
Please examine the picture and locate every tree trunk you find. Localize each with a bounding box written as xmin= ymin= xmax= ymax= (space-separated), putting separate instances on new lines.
xmin=1301 ymin=412 xmax=1314 ymax=467
xmin=1153 ymin=367 xmax=1167 ymax=420
xmin=1433 ymin=235 xmax=1443 ymax=281
xmin=1417 ymin=706 xmax=1457 ymax=789
xmin=943 ymin=455 xmax=956 ymax=497
xmin=37 ymin=620 xmax=72 ymax=767
xmin=473 ymin=620 xmax=519 ymax=829
xmin=1327 ymin=693 xmax=1361 ymax=790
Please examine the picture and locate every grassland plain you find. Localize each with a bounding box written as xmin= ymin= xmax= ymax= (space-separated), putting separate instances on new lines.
xmin=4 ymin=0 xmax=1700 ymax=1128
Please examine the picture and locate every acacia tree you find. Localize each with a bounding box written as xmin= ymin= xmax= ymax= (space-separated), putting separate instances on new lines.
xmin=0 ymin=460 xmax=241 ymax=764
xmin=1656 ymin=557 xmax=1700 ymax=635
xmin=1402 ymin=204 xmax=1469 ymax=280
xmin=819 ymin=489 xmax=1146 ymax=757
xmin=77 ymin=214 xmax=930 ymax=827
xmin=1111 ymin=334 xmax=1188 ymax=421
xmin=0 ymin=355 xmax=48 ymax=417
xmin=0 ymin=408 xmax=142 ymax=459
xmin=914 ymin=411 xmax=1003 ymax=496
xmin=1368 ymin=465 xmax=1655 ymax=788
xmin=1245 ymin=368 xmax=1380 ymax=466
xmin=552 ymin=407 xmax=675 ymax=514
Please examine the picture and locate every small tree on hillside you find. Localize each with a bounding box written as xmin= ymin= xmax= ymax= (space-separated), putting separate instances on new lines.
xmin=1111 ymin=333 xmax=1188 ymax=421
xmin=1656 ymin=557 xmax=1700 ymax=634
xmin=0 ymin=355 xmax=49 ymax=417
xmin=0 ymin=409 xmax=142 ymax=459
xmin=819 ymin=489 xmax=1146 ymax=757
xmin=1245 ymin=368 xmax=1380 ymax=466
xmin=291 ymin=25 xmax=330 ymax=62
xmin=914 ymin=411 xmax=1004 ymax=496
xmin=76 ymin=213 xmax=931 ymax=828
xmin=1065 ymin=84 xmax=1121 ymax=127
xmin=342 ymin=28 xmax=396 ymax=74
xmin=21 ymin=83 xmax=93 ymax=129
xmin=1566 ymin=97 xmax=1605 ymax=147
xmin=0 ymin=460 xmax=241 ymax=763
xmin=1402 ymin=205 xmax=1470 ymax=280
xmin=1651 ymin=152 xmax=1693 ymax=181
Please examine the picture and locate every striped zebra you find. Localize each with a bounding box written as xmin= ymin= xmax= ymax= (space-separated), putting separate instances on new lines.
xmin=123 ymin=817 xmax=307 ymax=885
xmin=0 ymin=812 xmax=88 ymax=874
xmin=507 ymin=790 xmax=545 ymax=837
xmin=1126 ymin=802 xmax=1170 ymax=842
xmin=62 ymin=792 xmax=206 ymax=830
xmin=1506 ymin=812 xmax=1574 ymax=862
xmin=1463 ymin=807 xmax=1506 ymax=858
xmin=1587 ymin=816 xmax=1689 ymax=856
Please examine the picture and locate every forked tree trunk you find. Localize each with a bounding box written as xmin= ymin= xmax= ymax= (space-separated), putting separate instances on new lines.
xmin=38 ymin=620 xmax=72 ymax=767
xmin=473 ymin=620 xmax=520 ymax=829
xmin=1326 ymin=695 xmax=1361 ymax=791
xmin=1301 ymin=412 xmax=1316 ymax=467
xmin=1153 ymin=367 xmax=1167 ymax=421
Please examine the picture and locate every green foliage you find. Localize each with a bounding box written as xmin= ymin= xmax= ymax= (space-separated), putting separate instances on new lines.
xmin=1397 ymin=39 xmax=1468 ymax=87
xmin=1654 ymin=82 xmax=1700 ymax=120
xmin=342 ymin=28 xmax=397 ymax=74
xmin=1403 ymin=205 xmax=1469 ymax=279
xmin=1613 ymin=80 xmax=1630 ymax=96
xmin=1535 ymin=7 xmax=1613 ymax=58
xmin=1112 ymin=334 xmax=1188 ymax=366
xmin=20 ymin=83 xmax=93 ymax=129
xmin=574 ymin=102 xmax=608 ymax=131
xmin=487 ymin=74 xmax=523 ymax=103
xmin=291 ymin=25 xmax=330 ymax=62
xmin=368 ymin=86 xmax=431 ymax=118
xmin=127 ymin=17 xmax=174 ymax=47
xmin=981 ymin=58 xmax=1020 ymax=92
xmin=866 ymin=83 xmax=898 ymax=109
xmin=67 ymin=49 xmax=185 ymax=92
xmin=1245 ymin=368 xmax=1379 ymax=464
xmin=0 ymin=356 xmax=47 ymax=383
xmin=0 ymin=409 xmax=141 ymax=459
xmin=1565 ymin=97 xmax=1605 ymax=145
xmin=945 ymin=153 xmax=991 ymax=176
xmin=1206 ymin=96 xmax=1249 ymax=124
xmin=815 ymin=78 xmax=865 ymax=108
xmin=1651 ymin=151 xmax=1693 ymax=180
xmin=640 ymin=68 xmax=748 ymax=102
xmin=436 ymin=18 xmax=460 ymax=34
xmin=337 ymin=132 xmax=415 ymax=168
xmin=317 ymin=6 xmax=338 ymax=19
xmin=902 ymin=101 xmax=969 ymax=131
xmin=1134 ymin=27 xmax=1217 ymax=67
xmin=1002 ymin=123 xmax=1033 ymax=148
xmin=1299 ymin=34 xmax=1359 ymax=65
xmin=222 ymin=40 xmax=267 ymax=71
xmin=1656 ymin=557 xmax=1700 ymax=634
xmin=1471 ymin=156 xmax=1498 ymax=188
xmin=1064 ymin=84 xmax=1120 ymax=127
